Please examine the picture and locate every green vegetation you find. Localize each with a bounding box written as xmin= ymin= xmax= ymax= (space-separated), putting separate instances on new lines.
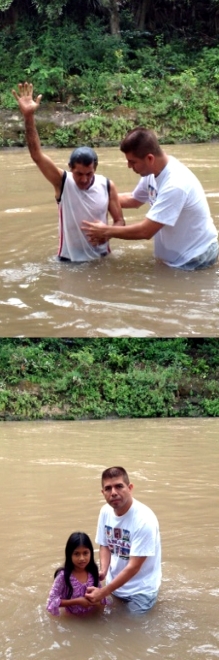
xmin=0 ymin=338 xmax=219 ymax=420
xmin=0 ymin=1 xmax=219 ymax=145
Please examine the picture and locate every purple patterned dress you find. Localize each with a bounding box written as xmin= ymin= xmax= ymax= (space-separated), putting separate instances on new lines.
xmin=47 ymin=570 xmax=106 ymax=616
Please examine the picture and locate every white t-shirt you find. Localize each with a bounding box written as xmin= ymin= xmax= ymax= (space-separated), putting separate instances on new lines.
xmin=96 ymin=498 xmax=161 ymax=598
xmin=58 ymin=172 xmax=110 ymax=262
xmin=132 ymin=156 xmax=218 ymax=267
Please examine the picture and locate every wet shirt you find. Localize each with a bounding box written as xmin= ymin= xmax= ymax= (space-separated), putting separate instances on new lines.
xmin=58 ymin=172 xmax=110 ymax=262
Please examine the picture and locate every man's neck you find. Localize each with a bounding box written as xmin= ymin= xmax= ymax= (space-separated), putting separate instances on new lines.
xmin=112 ymin=499 xmax=133 ymax=516
xmin=154 ymin=154 xmax=169 ymax=177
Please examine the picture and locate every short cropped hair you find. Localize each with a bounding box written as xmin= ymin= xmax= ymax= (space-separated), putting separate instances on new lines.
xmin=68 ymin=146 xmax=98 ymax=169
xmin=120 ymin=128 xmax=163 ymax=158
xmin=101 ymin=466 xmax=130 ymax=486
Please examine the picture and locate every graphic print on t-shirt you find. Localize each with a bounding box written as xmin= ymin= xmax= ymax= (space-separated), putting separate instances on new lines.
xmin=105 ymin=525 xmax=131 ymax=559
xmin=148 ymin=184 xmax=157 ymax=206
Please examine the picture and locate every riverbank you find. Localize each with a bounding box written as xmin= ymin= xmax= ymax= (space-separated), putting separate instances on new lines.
xmin=0 ymin=104 xmax=164 ymax=148
xmin=0 ymin=338 xmax=219 ymax=421
xmin=1 ymin=11 xmax=219 ymax=147
xmin=1 ymin=100 xmax=219 ymax=148
xmin=0 ymin=106 xmax=94 ymax=147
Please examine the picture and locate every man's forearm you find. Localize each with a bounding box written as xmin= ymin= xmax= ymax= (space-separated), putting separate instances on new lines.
xmin=104 ymin=221 xmax=151 ymax=241
xmin=24 ymin=114 xmax=41 ymax=161
xmin=100 ymin=563 xmax=140 ymax=598
xmin=99 ymin=545 xmax=111 ymax=577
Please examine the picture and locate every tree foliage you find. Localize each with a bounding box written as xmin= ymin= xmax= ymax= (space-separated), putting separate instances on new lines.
xmin=1 ymin=0 xmax=219 ymax=38
xmin=0 ymin=0 xmax=13 ymax=8
xmin=1 ymin=0 xmax=219 ymax=145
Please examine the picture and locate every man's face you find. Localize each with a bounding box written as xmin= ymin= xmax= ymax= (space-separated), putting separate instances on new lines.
xmin=71 ymin=162 xmax=96 ymax=190
xmin=102 ymin=476 xmax=133 ymax=515
xmin=125 ymin=151 xmax=154 ymax=176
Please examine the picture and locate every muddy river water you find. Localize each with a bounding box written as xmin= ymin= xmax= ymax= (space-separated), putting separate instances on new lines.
xmin=0 ymin=144 xmax=219 ymax=336
xmin=0 ymin=418 xmax=218 ymax=660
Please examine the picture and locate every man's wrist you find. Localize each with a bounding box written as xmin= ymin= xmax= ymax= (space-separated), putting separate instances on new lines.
xmin=25 ymin=114 xmax=36 ymax=125
xmin=101 ymin=583 xmax=112 ymax=598
xmin=105 ymin=226 xmax=112 ymax=240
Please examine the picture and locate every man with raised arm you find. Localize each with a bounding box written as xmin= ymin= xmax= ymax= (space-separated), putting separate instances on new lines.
xmin=12 ymin=82 xmax=125 ymax=263
xmin=85 ymin=466 xmax=161 ymax=614
xmin=82 ymin=127 xmax=218 ymax=270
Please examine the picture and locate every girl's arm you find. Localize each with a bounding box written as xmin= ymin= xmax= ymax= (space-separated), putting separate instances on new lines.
xmin=60 ymin=596 xmax=92 ymax=608
xmin=46 ymin=571 xmax=66 ymax=616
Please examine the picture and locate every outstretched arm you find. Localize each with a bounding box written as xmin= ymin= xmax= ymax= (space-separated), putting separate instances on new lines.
xmin=108 ymin=180 xmax=125 ymax=226
xmin=82 ymin=216 xmax=164 ymax=243
xmin=12 ymin=82 xmax=63 ymax=197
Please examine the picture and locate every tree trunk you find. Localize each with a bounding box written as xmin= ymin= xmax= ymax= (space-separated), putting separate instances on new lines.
xmin=108 ymin=0 xmax=121 ymax=36
xmin=132 ymin=0 xmax=153 ymax=30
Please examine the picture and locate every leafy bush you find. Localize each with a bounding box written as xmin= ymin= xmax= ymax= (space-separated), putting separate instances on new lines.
xmin=0 ymin=338 xmax=219 ymax=420
xmin=1 ymin=13 xmax=219 ymax=143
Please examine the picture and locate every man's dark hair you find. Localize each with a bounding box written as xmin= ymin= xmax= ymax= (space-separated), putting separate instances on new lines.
xmin=101 ymin=466 xmax=130 ymax=486
xmin=68 ymin=146 xmax=98 ymax=169
xmin=120 ymin=128 xmax=163 ymax=158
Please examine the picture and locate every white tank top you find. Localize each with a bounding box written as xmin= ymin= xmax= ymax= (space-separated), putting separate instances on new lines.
xmin=58 ymin=172 xmax=110 ymax=262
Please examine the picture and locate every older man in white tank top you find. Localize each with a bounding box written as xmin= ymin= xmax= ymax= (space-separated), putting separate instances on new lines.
xmin=12 ymin=82 xmax=125 ymax=262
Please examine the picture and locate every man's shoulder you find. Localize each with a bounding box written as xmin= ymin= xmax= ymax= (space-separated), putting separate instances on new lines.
xmin=164 ymin=156 xmax=196 ymax=182
xmin=93 ymin=174 xmax=109 ymax=190
xmin=132 ymin=498 xmax=158 ymax=522
xmin=157 ymin=156 xmax=197 ymax=195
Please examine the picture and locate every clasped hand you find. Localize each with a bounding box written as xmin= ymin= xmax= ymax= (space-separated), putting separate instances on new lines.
xmin=82 ymin=220 xmax=108 ymax=245
xmin=85 ymin=586 xmax=102 ymax=603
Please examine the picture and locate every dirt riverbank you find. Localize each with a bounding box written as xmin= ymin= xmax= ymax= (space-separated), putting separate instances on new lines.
xmin=0 ymin=104 xmax=93 ymax=146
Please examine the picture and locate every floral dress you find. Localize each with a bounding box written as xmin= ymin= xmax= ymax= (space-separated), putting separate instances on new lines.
xmin=47 ymin=571 xmax=106 ymax=616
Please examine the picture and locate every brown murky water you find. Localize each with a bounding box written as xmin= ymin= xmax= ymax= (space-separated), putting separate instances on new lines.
xmin=1 ymin=418 xmax=219 ymax=660
xmin=0 ymin=144 xmax=219 ymax=337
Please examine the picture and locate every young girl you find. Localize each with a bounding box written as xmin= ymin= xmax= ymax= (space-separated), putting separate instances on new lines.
xmin=46 ymin=532 xmax=106 ymax=616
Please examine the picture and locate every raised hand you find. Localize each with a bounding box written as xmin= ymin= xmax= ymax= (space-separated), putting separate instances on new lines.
xmin=12 ymin=82 xmax=42 ymax=117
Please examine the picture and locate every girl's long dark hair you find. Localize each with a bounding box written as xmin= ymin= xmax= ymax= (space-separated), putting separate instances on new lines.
xmin=54 ymin=532 xmax=99 ymax=599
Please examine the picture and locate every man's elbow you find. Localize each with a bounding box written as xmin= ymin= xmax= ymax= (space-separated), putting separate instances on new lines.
xmin=136 ymin=226 xmax=152 ymax=240
xmin=30 ymin=151 xmax=41 ymax=165
xmin=140 ymin=220 xmax=161 ymax=240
